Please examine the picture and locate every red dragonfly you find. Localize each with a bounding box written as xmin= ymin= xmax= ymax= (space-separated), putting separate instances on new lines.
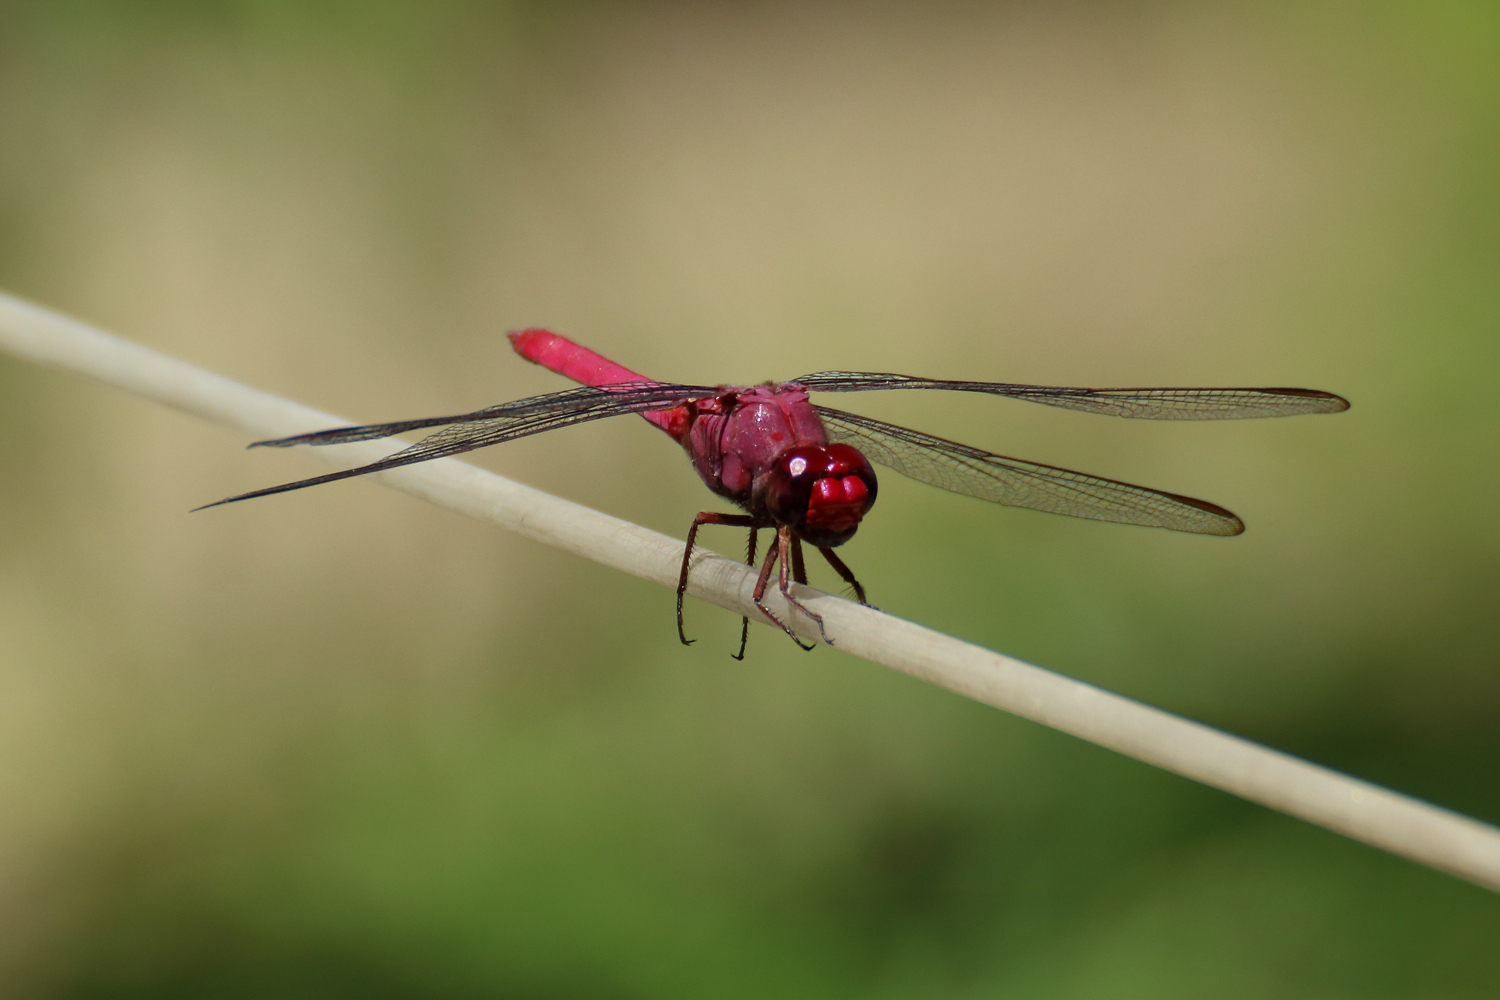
xmin=201 ymin=329 xmax=1348 ymax=656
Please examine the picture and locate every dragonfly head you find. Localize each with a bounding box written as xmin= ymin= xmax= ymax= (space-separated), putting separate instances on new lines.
xmin=764 ymin=444 xmax=878 ymax=547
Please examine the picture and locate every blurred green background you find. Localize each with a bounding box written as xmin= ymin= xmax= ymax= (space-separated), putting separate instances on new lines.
xmin=1 ymin=1 xmax=1497 ymax=996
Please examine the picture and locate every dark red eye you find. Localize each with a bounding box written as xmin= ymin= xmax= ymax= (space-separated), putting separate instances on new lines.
xmin=762 ymin=444 xmax=878 ymax=547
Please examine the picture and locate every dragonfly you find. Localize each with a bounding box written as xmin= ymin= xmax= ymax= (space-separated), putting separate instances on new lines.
xmin=199 ymin=329 xmax=1349 ymax=657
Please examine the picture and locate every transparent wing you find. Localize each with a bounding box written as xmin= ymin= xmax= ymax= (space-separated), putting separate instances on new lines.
xmin=816 ymin=406 xmax=1244 ymax=535
xmin=795 ymin=372 xmax=1349 ymax=420
xmin=196 ymin=382 xmax=716 ymax=510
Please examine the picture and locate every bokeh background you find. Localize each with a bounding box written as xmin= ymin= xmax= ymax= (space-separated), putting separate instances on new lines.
xmin=1 ymin=1 xmax=1497 ymax=996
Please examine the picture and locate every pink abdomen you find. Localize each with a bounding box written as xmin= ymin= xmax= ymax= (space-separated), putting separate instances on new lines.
xmin=508 ymin=328 xmax=680 ymax=436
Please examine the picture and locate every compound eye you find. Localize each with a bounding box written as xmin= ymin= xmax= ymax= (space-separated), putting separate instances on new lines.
xmin=765 ymin=447 xmax=833 ymax=527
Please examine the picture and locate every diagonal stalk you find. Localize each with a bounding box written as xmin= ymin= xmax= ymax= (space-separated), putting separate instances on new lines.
xmin=2 ymin=288 xmax=1498 ymax=893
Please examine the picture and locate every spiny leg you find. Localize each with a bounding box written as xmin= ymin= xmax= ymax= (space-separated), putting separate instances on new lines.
xmin=817 ymin=546 xmax=870 ymax=606
xmin=751 ymin=532 xmax=815 ymax=651
xmin=731 ymin=527 xmax=759 ymax=661
xmin=790 ymin=536 xmax=834 ymax=642
xmin=678 ymin=511 xmax=757 ymax=646
xmin=776 ymin=527 xmax=830 ymax=647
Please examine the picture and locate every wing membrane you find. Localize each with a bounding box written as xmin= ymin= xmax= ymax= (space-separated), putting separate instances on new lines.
xmin=816 ymin=406 xmax=1243 ymax=535
xmin=796 ymin=372 xmax=1348 ymax=420
xmin=197 ymin=382 xmax=715 ymax=510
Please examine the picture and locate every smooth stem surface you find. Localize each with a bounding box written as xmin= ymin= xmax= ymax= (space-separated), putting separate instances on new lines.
xmin=2 ymin=288 xmax=1498 ymax=894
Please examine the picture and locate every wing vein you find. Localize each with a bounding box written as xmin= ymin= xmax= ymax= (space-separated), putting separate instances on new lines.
xmin=815 ymin=406 xmax=1243 ymax=535
xmin=796 ymin=372 xmax=1349 ymax=420
xmin=197 ymin=382 xmax=717 ymax=509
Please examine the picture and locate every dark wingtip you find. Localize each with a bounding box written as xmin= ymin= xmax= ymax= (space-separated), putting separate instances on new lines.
xmin=1164 ymin=491 xmax=1245 ymax=536
xmin=1264 ymin=387 xmax=1351 ymax=413
xmin=247 ymin=434 xmax=309 ymax=449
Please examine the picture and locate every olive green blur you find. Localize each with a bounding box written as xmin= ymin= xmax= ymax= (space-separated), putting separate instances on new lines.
xmin=0 ymin=1 xmax=1496 ymax=996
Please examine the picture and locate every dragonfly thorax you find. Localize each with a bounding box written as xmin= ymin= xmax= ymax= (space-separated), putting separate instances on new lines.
xmin=761 ymin=444 xmax=878 ymax=547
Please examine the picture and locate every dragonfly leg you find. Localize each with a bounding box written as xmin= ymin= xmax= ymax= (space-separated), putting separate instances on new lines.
xmin=731 ymin=527 xmax=759 ymax=662
xmin=817 ymin=546 xmax=871 ymax=606
xmin=778 ymin=527 xmax=829 ymax=647
xmin=787 ymin=536 xmax=838 ymax=642
xmin=678 ymin=511 xmax=757 ymax=647
xmin=751 ymin=532 xmax=816 ymax=651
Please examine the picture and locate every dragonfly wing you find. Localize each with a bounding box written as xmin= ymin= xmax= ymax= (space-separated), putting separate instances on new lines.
xmin=795 ymin=372 xmax=1348 ymax=420
xmin=197 ymin=382 xmax=717 ymax=509
xmin=249 ymin=382 xmax=713 ymax=448
xmin=816 ymin=406 xmax=1244 ymax=535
